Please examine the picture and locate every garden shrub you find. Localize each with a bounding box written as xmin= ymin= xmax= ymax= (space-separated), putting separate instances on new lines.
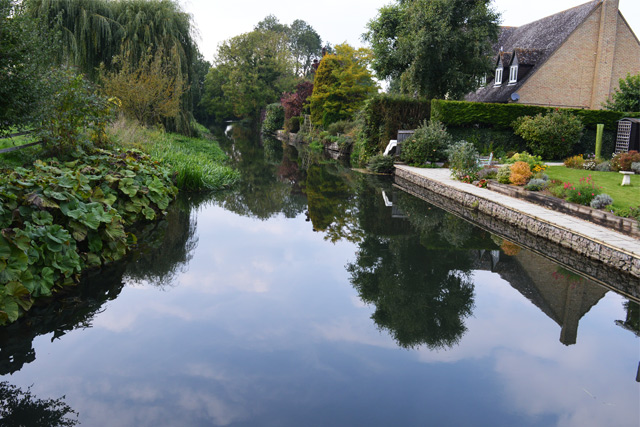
xmin=503 ymin=152 xmax=547 ymax=173
xmin=446 ymin=140 xmax=480 ymax=180
xmin=583 ymin=156 xmax=599 ymax=170
xmin=564 ymin=154 xmax=585 ymax=169
xmin=524 ymin=178 xmax=549 ymax=191
xmin=400 ymin=120 xmax=452 ymax=164
xmin=37 ymin=68 xmax=117 ymax=154
xmin=512 ymin=110 xmax=584 ymax=160
xmin=497 ymin=165 xmax=511 ymax=184
xmin=595 ymin=161 xmax=611 ymax=172
xmin=262 ymin=103 xmax=284 ymax=135
xmin=326 ymin=120 xmax=356 ymax=136
xmin=509 ymin=161 xmax=532 ymax=185
xmin=563 ymin=176 xmax=601 ymax=205
xmin=366 ymin=155 xmax=395 ymax=174
xmin=284 ymin=116 xmax=300 ymax=133
xmin=610 ymin=150 xmax=640 ymax=171
xmin=590 ymin=194 xmax=613 ymax=209
xmin=631 ymin=162 xmax=640 ymax=174
xmin=478 ymin=167 xmax=498 ymax=180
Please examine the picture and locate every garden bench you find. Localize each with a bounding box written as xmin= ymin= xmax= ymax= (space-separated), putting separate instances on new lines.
xmin=478 ymin=152 xmax=494 ymax=167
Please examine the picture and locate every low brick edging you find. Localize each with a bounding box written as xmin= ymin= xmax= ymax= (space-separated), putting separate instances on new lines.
xmin=486 ymin=181 xmax=640 ymax=238
xmin=394 ymin=167 xmax=640 ymax=283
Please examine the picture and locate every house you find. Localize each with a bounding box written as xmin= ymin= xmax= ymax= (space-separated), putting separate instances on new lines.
xmin=466 ymin=0 xmax=640 ymax=110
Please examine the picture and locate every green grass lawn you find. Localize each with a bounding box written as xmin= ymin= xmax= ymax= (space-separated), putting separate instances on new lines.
xmin=545 ymin=166 xmax=640 ymax=209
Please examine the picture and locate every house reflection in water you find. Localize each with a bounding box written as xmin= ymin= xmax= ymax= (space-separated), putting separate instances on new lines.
xmin=474 ymin=246 xmax=607 ymax=346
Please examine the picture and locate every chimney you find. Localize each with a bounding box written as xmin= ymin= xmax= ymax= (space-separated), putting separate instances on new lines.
xmin=590 ymin=0 xmax=619 ymax=109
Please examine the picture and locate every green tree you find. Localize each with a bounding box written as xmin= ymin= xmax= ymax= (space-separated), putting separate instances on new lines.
xmin=364 ymin=0 xmax=500 ymax=99
xmin=0 ymin=0 xmax=56 ymax=135
xmin=289 ymin=19 xmax=322 ymax=77
xmin=211 ymin=30 xmax=295 ymax=119
xmin=605 ymin=73 xmax=640 ymax=112
xmin=309 ymin=43 xmax=378 ymax=127
xmin=200 ymin=67 xmax=234 ymax=122
xmin=254 ymin=14 xmax=289 ymax=33
xmin=100 ymin=47 xmax=185 ymax=126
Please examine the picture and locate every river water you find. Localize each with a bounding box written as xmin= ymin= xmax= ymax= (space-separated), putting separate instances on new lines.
xmin=0 ymin=125 xmax=638 ymax=426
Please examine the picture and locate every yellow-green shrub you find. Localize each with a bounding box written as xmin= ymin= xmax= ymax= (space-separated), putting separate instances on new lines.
xmin=509 ymin=161 xmax=532 ymax=185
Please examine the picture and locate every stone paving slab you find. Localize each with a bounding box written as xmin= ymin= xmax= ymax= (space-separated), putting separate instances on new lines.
xmin=395 ymin=165 xmax=640 ymax=259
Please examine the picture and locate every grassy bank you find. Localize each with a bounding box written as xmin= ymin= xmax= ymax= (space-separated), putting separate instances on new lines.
xmin=108 ymin=119 xmax=239 ymax=191
xmin=545 ymin=166 xmax=640 ymax=210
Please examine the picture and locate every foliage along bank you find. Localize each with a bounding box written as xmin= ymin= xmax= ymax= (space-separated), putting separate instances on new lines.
xmin=0 ymin=149 xmax=178 ymax=325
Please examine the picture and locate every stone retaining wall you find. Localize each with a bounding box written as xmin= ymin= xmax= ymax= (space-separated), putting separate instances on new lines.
xmin=394 ymin=168 xmax=640 ymax=297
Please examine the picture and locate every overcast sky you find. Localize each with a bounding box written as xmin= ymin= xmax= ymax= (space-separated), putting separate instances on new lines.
xmin=179 ymin=0 xmax=640 ymax=63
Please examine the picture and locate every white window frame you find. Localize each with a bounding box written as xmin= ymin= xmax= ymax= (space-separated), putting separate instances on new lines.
xmin=494 ymin=67 xmax=503 ymax=86
xmin=480 ymin=74 xmax=487 ymax=87
xmin=508 ymin=65 xmax=518 ymax=84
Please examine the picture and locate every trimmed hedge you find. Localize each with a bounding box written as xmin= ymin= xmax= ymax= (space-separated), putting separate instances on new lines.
xmin=361 ymin=94 xmax=431 ymax=158
xmin=447 ymin=127 xmax=526 ymax=157
xmin=431 ymin=99 xmax=640 ymax=131
xmin=447 ymin=126 xmax=615 ymax=158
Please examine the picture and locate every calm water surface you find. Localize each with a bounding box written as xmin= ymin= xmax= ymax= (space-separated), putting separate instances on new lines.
xmin=0 ymin=125 xmax=638 ymax=426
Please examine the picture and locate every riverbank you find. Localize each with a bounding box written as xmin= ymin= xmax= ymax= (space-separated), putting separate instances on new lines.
xmin=394 ymin=165 xmax=640 ymax=285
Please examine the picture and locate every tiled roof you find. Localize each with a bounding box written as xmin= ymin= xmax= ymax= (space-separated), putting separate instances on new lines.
xmin=466 ymin=0 xmax=601 ymax=103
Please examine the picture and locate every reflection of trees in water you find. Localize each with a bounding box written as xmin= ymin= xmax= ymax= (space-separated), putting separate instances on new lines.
xmin=263 ymin=135 xmax=284 ymax=165
xmin=0 ymin=196 xmax=201 ymax=375
xmin=346 ymin=188 xmax=481 ymax=350
xmin=124 ymin=196 xmax=198 ymax=288
xmin=347 ymin=235 xmax=475 ymax=350
xmin=0 ymin=382 xmax=78 ymax=426
xmin=302 ymin=163 xmax=357 ymax=240
xmin=210 ymin=125 xmax=307 ymax=220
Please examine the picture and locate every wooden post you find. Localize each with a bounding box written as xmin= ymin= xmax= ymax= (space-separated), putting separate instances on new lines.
xmin=595 ymin=124 xmax=604 ymax=160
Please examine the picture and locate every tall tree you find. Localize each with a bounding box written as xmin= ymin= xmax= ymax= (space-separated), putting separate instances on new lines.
xmin=208 ymin=29 xmax=295 ymax=120
xmin=364 ymin=0 xmax=500 ymax=99
xmin=0 ymin=0 xmax=56 ymax=134
xmin=289 ymin=19 xmax=322 ymax=77
xmin=254 ymin=14 xmax=289 ymax=34
xmin=309 ymin=43 xmax=378 ymax=127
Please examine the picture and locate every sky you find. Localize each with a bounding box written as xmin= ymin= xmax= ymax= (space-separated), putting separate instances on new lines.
xmin=179 ymin=0 xmax=640 ymax=63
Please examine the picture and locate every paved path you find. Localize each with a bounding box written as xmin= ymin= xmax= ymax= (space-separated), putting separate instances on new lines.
xmin=395 ymin=165 xmax=640 ymax=258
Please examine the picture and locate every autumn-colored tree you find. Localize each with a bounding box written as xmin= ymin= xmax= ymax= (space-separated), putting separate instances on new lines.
xmin=280 ymin=80 xmax=314 ymax=120
xmin=309 ymin=43 xmax=378 ymax=127
xmin=100 ymin=47 xmax=185 ymax=126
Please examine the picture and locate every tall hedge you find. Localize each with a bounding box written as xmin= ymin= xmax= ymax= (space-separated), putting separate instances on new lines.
xmin=361 ymin=94 xmax=432 ymax=158
xmin=431 ymin=99 xmax=640 ymax=131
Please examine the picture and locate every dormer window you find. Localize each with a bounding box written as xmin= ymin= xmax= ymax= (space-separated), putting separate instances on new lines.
xmin=479 ymin=74 xmax=487 ymax=87
xmin=509 ymin=65 xmax=518 ymax=84
xmin=494 ymin=67 xmax=503 ymax=86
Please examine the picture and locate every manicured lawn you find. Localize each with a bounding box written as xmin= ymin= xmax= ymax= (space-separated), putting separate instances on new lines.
xmin=545 ymin=166 xmax=640 ymax=209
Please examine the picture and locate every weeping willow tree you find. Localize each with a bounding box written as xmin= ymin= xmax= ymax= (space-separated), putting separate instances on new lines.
xmin=25 ymin=0 xmax=200 ymax=134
